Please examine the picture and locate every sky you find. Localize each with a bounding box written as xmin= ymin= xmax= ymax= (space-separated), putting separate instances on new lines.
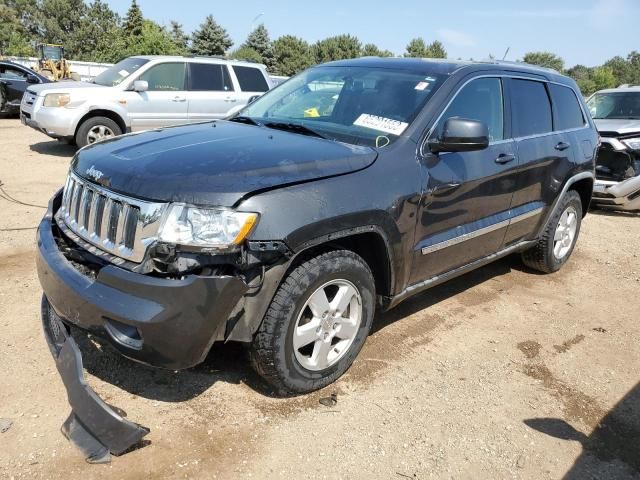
xmin=102 ymin=0 xmax=639 ymax=68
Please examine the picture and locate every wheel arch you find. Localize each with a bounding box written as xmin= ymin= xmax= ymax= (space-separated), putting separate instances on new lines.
xmin=73 ymin=109 xmax=127 ymax=139
xmin=226 ymin=226 xmax=397 ymax=343
xmin=569 ymin=177 xmax=594 ymax=217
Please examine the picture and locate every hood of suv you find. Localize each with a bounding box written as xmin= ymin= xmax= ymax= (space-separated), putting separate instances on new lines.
xmin=72 ymin=121 xmax=377 ymax=206
xmin=594 ymin=118 xmax=640 ymax=136
xmin=27 ymin=81 xmax=105 ymax=95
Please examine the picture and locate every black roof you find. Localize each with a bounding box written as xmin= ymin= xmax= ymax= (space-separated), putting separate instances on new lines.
xmin=322 ymin=57 xmax=572 ymax=85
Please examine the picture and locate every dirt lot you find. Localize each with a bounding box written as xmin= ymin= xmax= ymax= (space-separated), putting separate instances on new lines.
xmin=1 ymin=118 xmax=639 ymax=479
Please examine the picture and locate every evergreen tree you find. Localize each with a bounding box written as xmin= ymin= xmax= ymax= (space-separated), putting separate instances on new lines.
xmin=404 ymin=38 xmax=427 ymax=58
xmin=231 ymin=46 xmax=262 ymax=63
xmin=190 ymin=15 xmax=232 ymax=56
xmin=242 ymin=23 xmax=275 ymax=70
xmin=169 ymin=21 xmax=189 ymax=53
xmin=313 ymin=34 xmax=361 ymax=63
xmin=272 ymin=35 xmax=314 ymax=76
xmin=123 ymin=0 xmax=143 ymax=38
xmin=426 ymin=40 xmax=446 ymax=59
xmin=361 ymin=43 xmax=393 ymax=57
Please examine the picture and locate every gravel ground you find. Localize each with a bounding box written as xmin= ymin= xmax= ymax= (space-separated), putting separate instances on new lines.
xmin=1 ymin=118 xmax=639 ymax=479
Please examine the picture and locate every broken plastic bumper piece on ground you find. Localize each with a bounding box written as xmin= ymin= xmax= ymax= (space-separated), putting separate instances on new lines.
xmin=41 ymin=296 xmax=149 ymax=463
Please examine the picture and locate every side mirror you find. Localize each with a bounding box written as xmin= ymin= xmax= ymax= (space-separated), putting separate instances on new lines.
xmin=27 ymin=74 xmax=39 ymax=84
xmin=133 ymin=80 xmax=148 ymax=92
xmin=428 ymin=117 xmax=489 ymax=153
xmin=247 ymin=94 xmax=261 ymax=104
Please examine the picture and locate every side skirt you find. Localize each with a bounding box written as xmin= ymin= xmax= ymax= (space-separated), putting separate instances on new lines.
xmin=384 ymin=239 xmax=537 ymax=309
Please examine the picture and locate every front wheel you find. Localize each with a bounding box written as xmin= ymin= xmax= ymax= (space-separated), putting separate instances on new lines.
xmin=522 ymin=190 xmax=583 ymax=273
xmin=75 ymin=116 xmax=122 ymax=148
xmin=249 ymin=250 xmax=375 ymax=395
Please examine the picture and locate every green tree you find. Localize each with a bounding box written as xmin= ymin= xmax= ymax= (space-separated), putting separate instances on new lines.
xmin=626 ymin=51 xmax=640 ymax=84
xmin=522 ymin=51 xmax=565 ymax=72
xmin=361 ymin=43 xmax=393 ymax=57
xmin=576 ymin=78 xmax=597 ymax=96
xmin=125 ymin=20 xmax=182 ymax=56
xmin=272 ymin=35 xmax=314 ymax=76
xmin=242 ymin=23 xmax=275 ymax=70
xmin=404 ymin=37 xmax=427 ymax=58
xmin=566 ymin=64 xmax=591 ymax=82
xmin=231 ymin=46 xmax=262 ymax=63
xmin=603 ymin=56 xmax=631 ymax=86
xmin=38 ymin=0 xmax=87 ymax=57
xmin=0 ymin=1 xmax=35 ymax=56
xmin=426 ymin=40 xmax=446 ymax=59
xmin=73 ymin=0 xmax=124 ymax=62
xmin=169 ymin=21 xmax=189 ymax=53
xmin=313 ymin=34 xmax=361 ymax=63
xmin=190 ymin=15 xmax=232 ymax=56
xmin=591 ymin=66 xmax=617 ymax=91
xmin=123 ymin=0 xmax=143 ymax=37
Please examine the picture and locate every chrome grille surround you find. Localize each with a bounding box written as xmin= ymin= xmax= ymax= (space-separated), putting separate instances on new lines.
xmin=58 ymin=172 xmax=167 ymax=263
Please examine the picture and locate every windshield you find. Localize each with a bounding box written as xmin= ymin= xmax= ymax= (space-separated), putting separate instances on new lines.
xmin=93 ymin=57 xmax=149 ymax=87
xmin=238 ymin=66 xmax=446 ymax=146
xmin=587 ymin=92 xmax=640 ymax=120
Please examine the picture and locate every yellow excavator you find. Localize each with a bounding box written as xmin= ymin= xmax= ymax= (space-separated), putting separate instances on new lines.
xmin=33 ymin=44 xmax=80 ymax=81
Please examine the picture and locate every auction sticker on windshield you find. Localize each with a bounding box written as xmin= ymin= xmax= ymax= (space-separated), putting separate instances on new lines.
xmin=353 ymin=114 xmax=409 ymax=136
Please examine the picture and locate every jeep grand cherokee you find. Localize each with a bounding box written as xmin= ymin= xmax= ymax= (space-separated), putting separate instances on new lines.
xmin=36 ymin=58 xmax=598 ymax=459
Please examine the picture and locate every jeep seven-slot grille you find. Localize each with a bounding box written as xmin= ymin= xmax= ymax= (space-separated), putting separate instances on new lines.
xmin=58 ymin=172 xmax=167 ymax=263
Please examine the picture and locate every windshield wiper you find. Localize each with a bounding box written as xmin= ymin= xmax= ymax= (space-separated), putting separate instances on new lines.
xmin=264 ymin=121 xmax=326 ymax=139
xmin=229 ymin=115 xmax=262 ymax=126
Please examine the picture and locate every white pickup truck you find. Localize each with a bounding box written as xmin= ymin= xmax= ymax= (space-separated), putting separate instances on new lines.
xmin=20 ymin=55 xmax=274 ymax=148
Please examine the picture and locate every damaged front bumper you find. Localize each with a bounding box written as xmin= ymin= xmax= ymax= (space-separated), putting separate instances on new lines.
xmin=592 ymin=176 xmax=640 ymax=211
xmin=42 ymin=296 xmax=149 ymax=463
xmin=592 ymin=137 xmax=640 ymax=211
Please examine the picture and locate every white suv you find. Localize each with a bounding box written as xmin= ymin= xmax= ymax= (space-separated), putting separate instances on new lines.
xmin=20 ymin=56 xmax=274 ymax=147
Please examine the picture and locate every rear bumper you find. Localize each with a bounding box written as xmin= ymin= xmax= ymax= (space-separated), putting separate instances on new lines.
xmin=591 ymin=176 xmax=640 ymax=211
xmin=37 ymin=196 xmax=249 ymax=370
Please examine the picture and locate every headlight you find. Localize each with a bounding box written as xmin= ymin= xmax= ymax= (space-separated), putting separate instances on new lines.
xmin=158 ymin=205 xmax=258 ymax=249
xmin=621 ymin=137 xmax=640 ymax=150
xmin=43 ymin=93 xmax=71 ymax=107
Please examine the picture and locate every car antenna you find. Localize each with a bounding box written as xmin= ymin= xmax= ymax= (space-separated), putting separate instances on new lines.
xmin=502 ymin=47 xmax=510 ymax=61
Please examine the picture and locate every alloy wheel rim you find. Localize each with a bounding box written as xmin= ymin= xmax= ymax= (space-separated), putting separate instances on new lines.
xmin=293 ymin=279 xmax=362 ymax=371
xmin=87 ymin=125 xmax=114 ymax=144
xmin=553 ymin=205 xmax=578 ymax=259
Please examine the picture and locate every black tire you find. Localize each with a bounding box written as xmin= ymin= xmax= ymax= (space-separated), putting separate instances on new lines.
xmin=75 ymin=116 xmax=122 ymax=148
xmin=249 ymin=250 xmax=376 ymax=395
xmin=522 ymin=190 xmax=583 ymax=273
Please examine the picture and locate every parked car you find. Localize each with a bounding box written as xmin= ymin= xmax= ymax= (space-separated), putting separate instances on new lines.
xmin=0 ymin=60 xmax=49 ymax=115
xmin=20 ymin=55 xmax=274 ymax=147
xmin=37 ymin=58 xmax=597 ymax=457
xmin=588 ymin=85 xmax=640 ymax=211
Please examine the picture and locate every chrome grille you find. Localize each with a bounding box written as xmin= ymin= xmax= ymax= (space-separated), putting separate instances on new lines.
xmin=58 ymin=172 xmax=167 ymax=263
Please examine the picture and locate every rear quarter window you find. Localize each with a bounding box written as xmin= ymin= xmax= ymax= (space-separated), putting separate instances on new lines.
xmin=550 ymin=84 xmax=585 ymax=130
xmin=232 ymin=66 xmax=269 ymax=92
xmin=510 ymin=79 xmax=553 ymax=137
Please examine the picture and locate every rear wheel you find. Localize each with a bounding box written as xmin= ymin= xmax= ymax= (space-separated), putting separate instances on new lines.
xmin=522 ymin=190 xmax=582 ymax=273
xmin=75 ymin=116 xmax=122 ymax=148
xmin=249 ymin=250 xmax=375 ymax=395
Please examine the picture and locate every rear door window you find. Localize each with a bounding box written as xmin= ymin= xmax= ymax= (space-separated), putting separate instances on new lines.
xmin=436 ymin=77 xmax=504 ymax=142
xmin=138 ymin=62 xmax=186 ymax=91
xmin=549 ymin=84 xmax=585 ymax=130
xmin=189 ymin=63 xmax=233 ymax=91
xmin=232 ymin=66 xmax=269 ymax=92
xmin=510 ymin=79 xmax=553 ymax=137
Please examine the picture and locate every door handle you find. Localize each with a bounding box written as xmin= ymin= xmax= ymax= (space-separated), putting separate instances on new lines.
xmin=431 ymin=182 xmax=461 ymax=196
xmin=495 ymin=153 xmax=516 ymax=164
xmin=555 ymin=142 xmax=571 ymax=151
xmin=172 ymin=96 xmax=186 ymax=102
xmin=225 ymin=97 xmax=238 ymax=103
